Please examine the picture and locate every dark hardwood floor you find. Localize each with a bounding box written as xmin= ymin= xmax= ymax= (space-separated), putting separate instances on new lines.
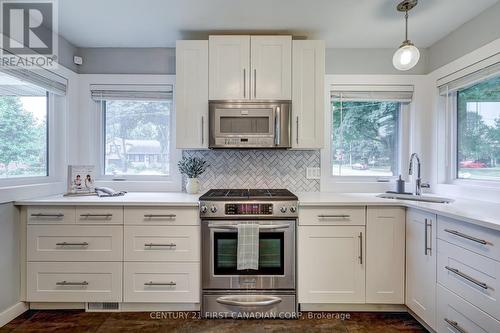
xmin=0 ymin=310 xmax=428 ymax=333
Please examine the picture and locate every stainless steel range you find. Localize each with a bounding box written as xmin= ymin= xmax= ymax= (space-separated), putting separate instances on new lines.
xmin=200 ymin=189 xmax=298 ymax=318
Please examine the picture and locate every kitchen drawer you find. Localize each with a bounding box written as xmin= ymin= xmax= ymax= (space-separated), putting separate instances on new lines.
xmin=438 ymin=216 xmax=499 ymax=261
xmin=437 ymin=239 xmax=500 ymax=320
xmin=299 ymin=206 xmax=365 ymax=226
xmin=124 ymin=226 xmax=200 ymax=262
xmin=27 ymin=206 xmax=76 ymax=224
xmin=124 ymin=207 xmax=199 ymax=226
xmin=76 ymin=207 xmax=123 ymax=225
xmin=27 ymin=225 xmax=123 ymax=262
xmin=27 ymin=262 xmax=122 ymax=302
xmin=123 ymin=262 xmax=200 ymax=303
xmin=437 ymin=284 xmax=500 ymax=333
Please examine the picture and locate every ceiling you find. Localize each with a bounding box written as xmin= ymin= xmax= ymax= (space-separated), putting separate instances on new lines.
xmin=58 ymin=0 xmax=499 ymax=49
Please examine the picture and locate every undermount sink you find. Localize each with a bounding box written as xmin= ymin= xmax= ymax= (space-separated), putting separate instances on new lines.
xmin=377 ymin=193 xmax=454 ymax=204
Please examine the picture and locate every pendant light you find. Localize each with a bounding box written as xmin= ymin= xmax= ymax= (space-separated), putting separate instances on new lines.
xmin=393 ymin=0 xmax=420 ymax=71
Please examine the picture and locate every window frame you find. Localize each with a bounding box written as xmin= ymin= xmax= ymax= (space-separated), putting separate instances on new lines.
xmin=321 ymin=75 xmax=413 ymax=192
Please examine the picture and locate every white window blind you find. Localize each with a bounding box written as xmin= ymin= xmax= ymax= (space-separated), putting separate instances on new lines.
xmin=331 ymin=85 xmax=414 ymax=102
xmin=0 ymin=68 xmax=67 ymax=95
xmin=90 ymin=84 xmax=173 ymax=101
xmin=437 ymin=53 xmax=500 ymax=95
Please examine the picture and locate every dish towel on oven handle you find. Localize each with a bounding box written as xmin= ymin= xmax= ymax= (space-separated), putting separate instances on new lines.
xmin=237 ymin=223 xmax=259 ymax=270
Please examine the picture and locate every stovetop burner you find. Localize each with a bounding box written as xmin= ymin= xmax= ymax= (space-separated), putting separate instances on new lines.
xmin=199 ymin=189 xmax=298 ymax=201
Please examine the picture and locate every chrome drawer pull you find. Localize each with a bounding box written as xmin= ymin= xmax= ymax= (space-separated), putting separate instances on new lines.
xmin=144 ymin=281 xmax=176 ymax=286
xmin=31 ymin=213 xmax=64 ymax=218
xmin=216 ymin=295 xmax=282 ymax=307
xmin=444 ymin=318 xmax=468 ymax=333
xmin=424 ymin=218 xmax=432 ymax=256
xmin=144 ymin=243 xmax=176 ymax=248
xmin=444 ymin=229 xmax=489 ymax=245
xmin=56 ymin=242 xmax=89 ymax=247
xmin=56 ymin=281 xmax=88 ymax=286
xmin=445 ymin=266 xmax=488 ymax=289
xmin=358 ymin=232 xmax=363 ymax=265
xmin=144 ymin=214 xmax=176 ymax=218
xmin=317 ymin=215 xmax=350 ymax=218
xmin=80 ymin=214 xmax=113 ymax=218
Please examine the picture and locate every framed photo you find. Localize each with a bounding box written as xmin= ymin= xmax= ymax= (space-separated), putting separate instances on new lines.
xmin=67 ymin=165 xmax=96 ymax=194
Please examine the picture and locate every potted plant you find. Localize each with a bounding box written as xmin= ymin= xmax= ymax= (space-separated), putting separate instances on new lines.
xmin=178 ymin=156 xmax=209 ymax=194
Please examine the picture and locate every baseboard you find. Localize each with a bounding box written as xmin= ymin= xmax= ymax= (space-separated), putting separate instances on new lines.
xmin=120 ymin=303 xmax=200 ymax=312
xmin=407 ymin=308 xmax=436 ymax=333
xmin=0 ymin=302 xmax=29 ymax=328
xmin=29 ymin=302 xmax=85 ymax=310
xmin=299 ymin=303 xmax=407 ymax=312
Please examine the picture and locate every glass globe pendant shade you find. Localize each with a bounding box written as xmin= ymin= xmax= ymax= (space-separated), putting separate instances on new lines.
xmin=393 ymin=42 xmax=420 ymax=71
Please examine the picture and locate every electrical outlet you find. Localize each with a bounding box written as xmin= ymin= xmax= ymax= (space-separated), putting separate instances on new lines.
xmin=306 ymin=167 xmax=321 ymax=179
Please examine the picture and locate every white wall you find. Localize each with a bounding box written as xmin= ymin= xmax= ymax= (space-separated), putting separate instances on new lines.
xmin=0 ymin=203 xmax=20 ymax=312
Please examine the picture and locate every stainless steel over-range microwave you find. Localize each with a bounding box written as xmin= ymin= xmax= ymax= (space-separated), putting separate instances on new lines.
xmin=209 ymin=101 xmax=292 ymax=149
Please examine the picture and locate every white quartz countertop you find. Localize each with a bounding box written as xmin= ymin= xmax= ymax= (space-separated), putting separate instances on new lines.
xmin=15 ymin=191 xmax=500 ymax=232
xmin=15 ymin=192 xmax=200 ymax=207
xmin=297 ymin=192 xmax=500 ymax=232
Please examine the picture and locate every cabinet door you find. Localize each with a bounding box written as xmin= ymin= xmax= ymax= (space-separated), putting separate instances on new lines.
xmin=366 ymin=207 xmax=405 ymax=304
xmin=292 ymin=40 xmax=325 ymax=148
xmin=298 ymin=226 xmax=365 ymax=303
xmin=250 ymin=36 xmax=291 ymax=100
xmin=175 ymin=40 xmax=208 ymax=148
xmin=406 ymin=208 xmax=437 ymax=329
xmin=209 ymin=36 xmax=250 ymax=100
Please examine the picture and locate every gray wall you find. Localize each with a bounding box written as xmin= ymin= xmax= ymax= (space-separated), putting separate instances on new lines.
xmin=0 ymin=203 xmax=20 ymax=313
xmin=428 ymin=1 xmax=500 ymax=72
xmin=58 ymin=35 xmax=79 ymax=73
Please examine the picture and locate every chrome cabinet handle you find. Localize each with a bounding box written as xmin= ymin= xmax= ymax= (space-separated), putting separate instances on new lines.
xmin=143 ymin=214 xmax=176 ymax=218
xmin=444 ymin=229 xmax=489 ymax=245
xmin=80 ymin=214 xmax=112 ymax=218
xmin=254 ymin=69 xmax=257 ymax=98
xmin=317 ymin=214 xmax=350 ymax=218
xmin=358 ymin=232 xmax=363 ymax=265
xmin=296 ymin=116 xmax=299 ymax=144
xmin=31 ymin=213 xmax=64 ymax=218
xmin=56 ymin=281 xmax=88 ymax=286
xmin=445 ymin=266 xmax=488 ymax=289
xmin=144 ymin=243 xmax=176 ymax=248
xmin=56 ymin=242 xmax=89 ymax=246
xmin=144 ymin=281 xmax=176 ymax=286
xmin=243 ymin=69 xmax=246 ymax=98
xmin=216 ymin=296 xmax=282 ymax=307
xmin=444 ymin=318 xmax=468 ymax=333
xmin=424 ymin=218 xmax=432 ymax=255
xmin=274 ymin=106 xmax=281 ymax=146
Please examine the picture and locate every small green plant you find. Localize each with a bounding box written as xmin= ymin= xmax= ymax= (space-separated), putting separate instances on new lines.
xmin=178 ymin=157 xmax=208 ymax=178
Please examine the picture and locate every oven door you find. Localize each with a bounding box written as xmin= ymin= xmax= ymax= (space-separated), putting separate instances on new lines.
xmin=202 ymin=220 xmax=295 ymax=290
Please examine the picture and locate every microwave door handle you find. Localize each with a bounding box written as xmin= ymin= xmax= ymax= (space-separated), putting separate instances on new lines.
xmin=274 ymin=106 xmax=281 ymax=146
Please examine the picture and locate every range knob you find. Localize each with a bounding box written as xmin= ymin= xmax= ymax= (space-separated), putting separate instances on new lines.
xmin=280 ymin=207 xmax=287 ymax=213
xmin=289 ymin=206 xmax=297 ymax=213
xmin=200 ymin=205 xmax=208 ymax=214
xmin=210 ymin=206 xmax=218 ymax=213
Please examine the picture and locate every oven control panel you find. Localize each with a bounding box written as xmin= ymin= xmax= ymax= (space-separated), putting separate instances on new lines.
xmin=199 ymin=201 xmax=298 ymax=219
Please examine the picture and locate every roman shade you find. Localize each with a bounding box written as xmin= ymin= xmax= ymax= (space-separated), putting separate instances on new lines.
xmin=0 ymin=67 xmax=67 ymax=95
xmin=90 ymin=84 xmax=173 ymax=101
xmin=331 ymin=85 xmax=414 ymax=102
xmin=437 ymin=53 xmax=500 ymax=95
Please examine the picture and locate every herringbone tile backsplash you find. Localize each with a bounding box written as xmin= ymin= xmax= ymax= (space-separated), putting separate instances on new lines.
xmin=182 ymin=150 xmax=320 ymax=192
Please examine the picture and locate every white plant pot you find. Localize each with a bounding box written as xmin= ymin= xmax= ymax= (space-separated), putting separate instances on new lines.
xmin=186 ymin=178 xmax=200 ymax=194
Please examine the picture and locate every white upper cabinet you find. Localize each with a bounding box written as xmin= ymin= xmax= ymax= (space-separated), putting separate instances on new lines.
xmin=176 ymin=40 xmax=209 ymax=149
xmin=406 ymin=208 xmax=437 ymax=330
xmin=250 ymin=36 xmax=292 ymax=100
xmin=292 ymin=40 xmax=325 ymax=148
xmin=209 ymin=36 xmax=250 ymax=100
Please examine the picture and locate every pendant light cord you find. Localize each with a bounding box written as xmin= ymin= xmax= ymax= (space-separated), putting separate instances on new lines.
xmin=405 ymin=11 xmax=409 ymax=42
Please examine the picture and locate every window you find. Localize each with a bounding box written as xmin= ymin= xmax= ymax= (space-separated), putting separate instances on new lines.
xmin=456 ymin=75 xmax=500 ymax=181
xmin=0 ymin=74 xmax=48 ymax=179
xmin=103 ymin=99 xmax=172 ymax=177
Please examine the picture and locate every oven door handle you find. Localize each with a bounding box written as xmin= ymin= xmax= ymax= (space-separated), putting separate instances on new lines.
xmin=216 ymin=296 xmax=282 ymax=307
xmin=207 ymin=224 xmax=290 ymax=230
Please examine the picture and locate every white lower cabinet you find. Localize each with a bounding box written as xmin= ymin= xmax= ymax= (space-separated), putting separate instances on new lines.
xmin=437 ymin=285 xmax=500 ymax=333
xmin=406 ymin=208 xmax=437 ymax=330
xmin=27 ymin=262 xmax=122 ymax=302
xmin=298 ymin=226 xmax=365 ymax=303
xmin=366 ymin=207 xmax=405 ymax=304
xmin=123 ymin=262 xmax=200 ymax=303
